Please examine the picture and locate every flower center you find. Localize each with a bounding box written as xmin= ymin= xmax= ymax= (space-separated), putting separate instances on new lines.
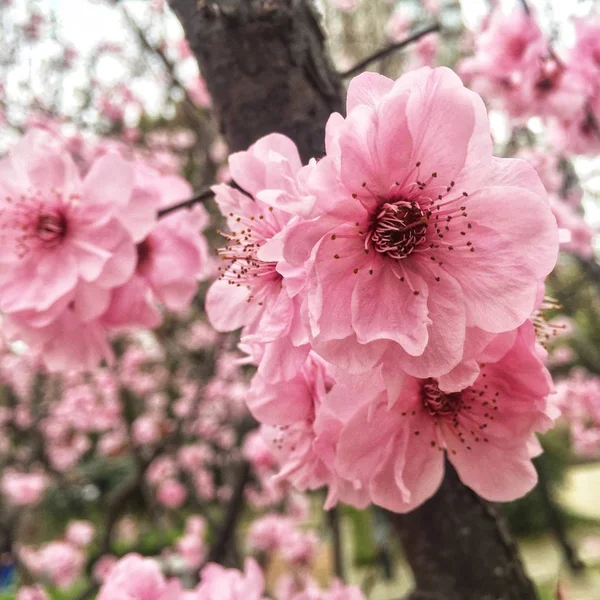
xmin=36 ymin=211 xmax=67 ymax=246
xmin=216 ymin=214 xmax=281 ymax=302
xmin=369 ymin=200 xmax=427 ymax=260
xmin=0 ymin=188 xmax=79 ymax=259
xmin=136 ymin=238 xmax=152 ymax=271
xmin=422 ymin=379 xmax=463 ymax=418
xmin=534 ymin=58 xmax=562 ymax=94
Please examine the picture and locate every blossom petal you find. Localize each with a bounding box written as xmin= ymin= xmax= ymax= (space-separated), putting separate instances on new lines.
xmin=351 ymin=260 xmax=429 ymax=354
xmin=346 ymin=71 xmax=395 ymax=113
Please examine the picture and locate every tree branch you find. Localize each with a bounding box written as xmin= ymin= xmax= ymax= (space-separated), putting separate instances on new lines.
xmin=157 ymin=187 xmax=215 ymax=218
xmin=327 ymin=506 xmax=345 ymax=581
xmin=339 ymin=23 xmax=441 ymax=79
xmin=204 ymin=460 xmax=252 ymax=566
xmin=519 ymin=0 xmax=531 ymax=15
xmin=534 ymin=457 xmax=584 ymax=572
xmin=120 ymin=4 xmax=201 ymax=115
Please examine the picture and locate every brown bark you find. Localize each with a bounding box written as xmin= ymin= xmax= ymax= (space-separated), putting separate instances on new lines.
xmin=170 ymin=1 xmax=538 ymax=597
xmin=169 ymin=0 xmax=343 ymax=164
xmin=390 ymin=463 xmax=537 ymax=600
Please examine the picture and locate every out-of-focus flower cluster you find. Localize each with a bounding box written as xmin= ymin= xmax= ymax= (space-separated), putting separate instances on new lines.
xmin=92 ymin=552 xmax=365 ymax=600
xmin=460 ymin=10 xmax=600 ymax=158
xmin=556 ymin=370 xmax=600 ymax=459
xmin=0 ymin=1 xmax=212 ymax=137
xmin=0 ymin=126 xmax=211 ymax=371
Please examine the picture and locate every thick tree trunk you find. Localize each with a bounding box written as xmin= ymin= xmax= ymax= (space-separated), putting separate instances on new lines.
xmin=171 ymin=1 xmax=538 ymax=597
xmin=170 ymin=0 xmax=343 ymax=163
xmin=390 ymin=463 xmax=537 ymax=600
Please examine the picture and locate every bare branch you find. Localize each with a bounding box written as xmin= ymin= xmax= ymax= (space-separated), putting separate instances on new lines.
xmin=519 ymin=0 xmax=531 ymax=15
xmin=339 ymin=23 xmax=441 ymax=79
xmin=204 ymin=460 xmax=252 ymax=566
xmin=327 ymin=506 xmax=345 ymax=581
xmin=157 ymin=187 xmax=215 ymax=218
xmin=120 ymin=4 xmax=201 ymax=115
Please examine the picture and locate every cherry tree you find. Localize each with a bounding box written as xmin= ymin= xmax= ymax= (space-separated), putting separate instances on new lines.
xmin=1 ymin=0 xmax=600 ymax=599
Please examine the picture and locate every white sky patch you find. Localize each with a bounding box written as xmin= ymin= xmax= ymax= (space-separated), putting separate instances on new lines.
xmin=2 ymin=0 xmax=187 ymax=131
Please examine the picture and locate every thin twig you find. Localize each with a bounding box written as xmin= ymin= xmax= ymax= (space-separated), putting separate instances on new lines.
xmin=157 ymin=188 xmax=215 ymax=218
xmin=519 ymin=0 xmax=531 ymax=15
xmin=327 ymin=506 xmax=345 ymax=581
xmin=534 ymin=457 xmax=585 ymax=572
xmin=120 ymin=5 xmax=200 ymax=114
xmin=339 ymin=23 xmax=441 ymax=79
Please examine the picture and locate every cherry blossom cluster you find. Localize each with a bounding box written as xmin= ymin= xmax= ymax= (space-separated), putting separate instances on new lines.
xmin=516 ymin=149 xmax=594 ymax=260
xmin=19 ymin=523 xmax=93 ymax=590
xmin=460 ymin=7 xmax=600 ymax=158
xmin=207 ymin=66 xmax=560 ymax=512
xmin=90 ymin=552 xmax=364 ymax=600
xmin=0 ymin=127 xmax=211 ymax=371
xmin=18 ymin=496 xmax=362 ymax=598
xmin=555 ymin=370 xmax=600 ymax=459
xmin=453 ymin=7 xmax=599 ymax=262
xmin=0 ymin=329 xmax=251 ymax=505
xmin=0 ymin=328 xmax=328 ymax=595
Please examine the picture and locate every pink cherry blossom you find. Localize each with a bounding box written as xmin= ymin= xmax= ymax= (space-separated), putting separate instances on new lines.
xmin=464 ymin=8 xmax=546 ymax=75
xmin=280 ymin=529 xmax=318 ymax=565
xmin=545 ymin=19 xmax=600 ymax=156
xmin=2 ymin=470 xmax=47 ymax=505
xmin=93 ymin=555 xmax=118 ymax=583
xmin=550 ymin=197 xmax=594 ymax=259
xmin=195 ymin=558 xmax=266 ymax=600
xmin=135 ymin=175 xmax=211 ymax=310
xmin=568 ymin=19 xmax=600 ymax=82
xmin=132 ymin=414 xmax=163 ymax=445
xmin=186 ymin=76 xmax=212 ymax=109
xmin=326 ymin=323 xmax=556 ymax=511
xmin=0 ymin=129 xmax=138 ymax=370
xmin=250 ymin=354 xmax=369 ymax=509
xmin=36 ymin=541 xmax=85 ymax=588
xmin=242 ymin=430 xmax=278 ymax=474
xmin=176 ymin=534 xmax=206 ymax=571
xmin=97 ymin=554 xmax=172 ymax=600
xmin=460 ymin=8 xmax=587 ymax=120
xmin=206 ymin=133 xmax=312 ymax=382
xmin=156 ymin=479 xmax=187 ymax=509
xmin=412 ymin=35 xmax=439 ymax=68
xmin=247 ymin=514 xmax=295 ymax=553
xmin=4 ymin=309 xmax=115 ymax=372
xmin=102 ymin=170 xmax=211 ymax=330
xmin=517 ymin=148 xmax=563 ymax=195
xmin=555 ymin=371 xmax=600 ymax=458
xmin=176 ymin=516 xmax=207 ymax=570
xmin=65 ymin=520 xmax=95 ymax=547
xmin=284 ymin=68 xmax=558 ymax=390
xmin=17 ymin=586 xmax=49 ymax=600
xmin=546 ymin=105 xmax=600 ymax=158
xmin=254 ymin=354 xmax=337 ymax=491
